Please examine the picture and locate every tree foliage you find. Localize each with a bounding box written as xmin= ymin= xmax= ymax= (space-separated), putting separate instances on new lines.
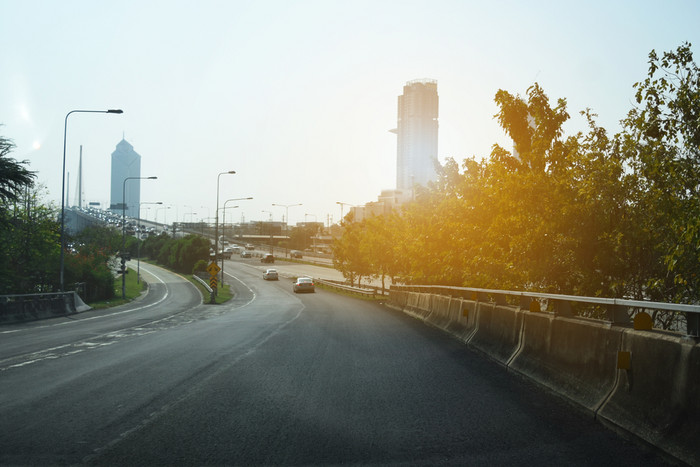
xmin=0 ymin=187 xmax=60 ymax=294
xmin=0 ymin=132 xmax=35 ymax=206
xmin=142 ymin=233 xmax=210 ymax=274
xmin=334 ymin=43 xmax=700 ymax=305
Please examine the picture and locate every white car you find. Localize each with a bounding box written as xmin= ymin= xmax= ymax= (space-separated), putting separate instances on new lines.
xmin=293 ymin=277 xmax=315 ymax=293
xmin=263 ymin=269 xmax=279 ymax=280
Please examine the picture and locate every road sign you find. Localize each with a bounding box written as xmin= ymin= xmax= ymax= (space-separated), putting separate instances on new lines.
xmin=209 ymin=276 xmax=218 ymax=289
xmin=206 ymin=261 xmax=221 ymax=276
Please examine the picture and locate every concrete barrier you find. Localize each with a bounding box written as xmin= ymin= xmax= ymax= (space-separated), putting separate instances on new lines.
xmin=444 ymin=297 xmax=475 ymax=342
xmin=468 ymin=302 xmax=524 ymax=366
xmin=0 ymin=292 xmax=91 ymax=324
xmin=597 ymin=330 xmax=700 ymax=465
xmin=403 ymin=292 xmax=431 ymax=320
xmin=509 ymin=313 xmax=623 ymax=412
xmin=424 ymin=294 xmax=452 ymax=331
xmin=387 ymin=288 xmax=700 ymax=465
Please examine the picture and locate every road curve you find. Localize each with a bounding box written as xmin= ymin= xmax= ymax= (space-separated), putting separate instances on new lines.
xmin=0 ymin=260 xmax=670 ymax=465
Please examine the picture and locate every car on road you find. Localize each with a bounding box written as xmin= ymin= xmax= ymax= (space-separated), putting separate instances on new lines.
xmin=245 ymin=244 xmax=255 ymax=250
xmin=293 ymin=277 xmax=315 ymax=293
xmin=261 ymin=254 xmax=275 ymax=263
xmin=240 ymin=250 xmax=252 ymax=258
xmin=290 ymin=250 xmax=303 ymax=258
xmin=263 ymin=269 xmax=279 ymax=280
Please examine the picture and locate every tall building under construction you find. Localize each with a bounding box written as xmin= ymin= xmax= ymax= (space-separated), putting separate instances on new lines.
xmin=391 ymin=79 xmax=439 ymax=192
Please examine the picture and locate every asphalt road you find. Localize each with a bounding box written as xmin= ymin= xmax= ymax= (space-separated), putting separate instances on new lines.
xmin=0 ymin=260 xmax=671 ymax=466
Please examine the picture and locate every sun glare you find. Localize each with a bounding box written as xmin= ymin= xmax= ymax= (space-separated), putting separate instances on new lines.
xmin=32 ymin=141 xmax=41 ymax=150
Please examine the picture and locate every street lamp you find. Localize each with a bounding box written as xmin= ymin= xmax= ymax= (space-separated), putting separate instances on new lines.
xmin=156 ymin=205 xmax=171 ymax=227
xmin=272 ymin=203 xmax=302 ymax=258
xmin=121 ymin=176 xmax=157 ymax=298
xmin=184 ymin=205 xmax=196 ymax=223
xmin=219 ymin=196 xmax=252 ymax=283
xmin=214 ymin=171 xmax=236 ymax=293
xmin=262 ymin=210 xmax=273 ymax=254
xmin=137 ymin=201 xmax=162 ymax=283
xmin=336 ymin=201 xmax=357 ymax=223
xmin=59 ymin=108 xmax=123 ymax=292
xmin=305 ymin=213 xmax=318 ymax=253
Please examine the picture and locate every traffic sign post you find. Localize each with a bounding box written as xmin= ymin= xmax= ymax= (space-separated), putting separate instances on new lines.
xmin=207 ymin=261 xmax=221 ymax=303
xmin=206 ymin=262 xmax=221 ymax=276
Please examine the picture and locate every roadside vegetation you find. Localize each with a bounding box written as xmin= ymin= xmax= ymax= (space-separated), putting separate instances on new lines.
xmin=188 ymin=275 xmax=233 ymax=305
xmin=89 ymin=265 xmax=146 ymax=309
xmin=334 ymin=43 xmax=700 ymax=305
xmin=0 ymin=146 xmax=213 ymax=303
xmin=2 ymin=43 xmax=697 ymax=308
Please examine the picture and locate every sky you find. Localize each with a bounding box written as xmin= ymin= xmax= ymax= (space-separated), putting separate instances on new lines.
xmin=1 ymin=0 xmax=699 ymax=227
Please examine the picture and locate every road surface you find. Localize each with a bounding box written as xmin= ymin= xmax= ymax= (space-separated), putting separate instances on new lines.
xmin=0 ymin=260 xmax=670 ymax=465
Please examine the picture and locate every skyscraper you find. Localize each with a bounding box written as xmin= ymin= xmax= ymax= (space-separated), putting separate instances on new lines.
xmin=109 ymin=138 xmax=142 ymax=218
xmin=391 ymin=79 xmax=439 ymax=191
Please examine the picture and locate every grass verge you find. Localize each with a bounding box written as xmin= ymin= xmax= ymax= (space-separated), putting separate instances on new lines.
xmin=188 ymin=276 xmax=233 ymax=304
xmin=89 ymin=269 xmax=146 ymax=309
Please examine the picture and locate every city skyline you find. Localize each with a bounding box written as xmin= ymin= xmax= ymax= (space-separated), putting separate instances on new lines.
xmin=2 ymin=0 xmax=699 ymax=225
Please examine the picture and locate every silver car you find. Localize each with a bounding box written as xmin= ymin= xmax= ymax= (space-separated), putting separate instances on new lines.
xmin=293 ymin=277 xmax=315 ymax=293
xmin=263 ymin=269 xmax=278 ymax=281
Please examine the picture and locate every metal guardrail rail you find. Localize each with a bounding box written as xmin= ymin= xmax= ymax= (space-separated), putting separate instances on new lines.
xmin=315 ymin=279 xmax=388 ymax=298
xmin=392 ymin=284 xmax=700 ymax=337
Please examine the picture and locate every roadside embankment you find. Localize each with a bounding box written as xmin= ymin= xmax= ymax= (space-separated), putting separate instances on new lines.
xmin=387 ymin=288 xmax=700 ymax=465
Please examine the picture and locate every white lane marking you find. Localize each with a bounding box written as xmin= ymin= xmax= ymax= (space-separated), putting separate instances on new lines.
xmin=222 ymin=268 xmax=257 ymax=310
xmin=1 ymin=265 xmax=262 ymax=371
xmin=0 ymin=268 xmax=170 ymax=335
xmin=85 ymin=302 xmax=306 ymax=464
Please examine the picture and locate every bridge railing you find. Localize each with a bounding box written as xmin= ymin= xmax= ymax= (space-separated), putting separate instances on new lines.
xmin=391 ymin=284 xmax=699 ymax=337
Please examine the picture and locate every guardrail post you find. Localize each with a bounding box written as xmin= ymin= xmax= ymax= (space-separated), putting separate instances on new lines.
xmin=552 ymin=299 xmax=573 ymax=317
xmin=519 ymin=295 xmax=531 ymax=310
xmin=494 ymin=293 xmax=508 ymax=306
xmin=607 ymin=304 xmax=630 ymax=325
xmin=687 ymin=312 xmax=699 ymax=337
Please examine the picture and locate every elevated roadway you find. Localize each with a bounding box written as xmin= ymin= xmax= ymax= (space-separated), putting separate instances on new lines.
xmin=0 ymin=261 xmax=671 ymax=465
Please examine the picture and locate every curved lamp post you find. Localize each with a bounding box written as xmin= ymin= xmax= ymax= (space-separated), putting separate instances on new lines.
xmin=213 ymin=171 xmax=236 ymax=295
xmin=137 ymin=201 xmax=162 ymax=283
xmin=59 ymin=108 xmax=123 ymax=292
xmin=156 ymin=205 xmax=171 ymax=227
xmin=305 ymin=213 xmax=317 ymax=252
xmin=219 ymin=197 xmax=252 ymax=286
xmin=121 ymin=176 xmax=157 ymax=298
xmin=272 ymin=203 xmax=302 ymax=258
xmin=262 ymin=210 xmax=273 ymax=253
xmin=336 ymin=201 xmax=357 ymax=223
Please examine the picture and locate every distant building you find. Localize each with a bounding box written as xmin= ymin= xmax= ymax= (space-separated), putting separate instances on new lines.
xmin=109 ymin=138 xmax=142 ymax=218
xmin=350 ymin=189 xmax=410 ymax=222
xmin=391 ymin=78 xmax=439 ymax=192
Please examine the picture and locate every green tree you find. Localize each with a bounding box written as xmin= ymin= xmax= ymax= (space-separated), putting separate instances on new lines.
xmin=0 ymin=186 xmax=60 ymax=294
xmin=0 ymin=132 xmax=35 ymax=206
xmin=332 ymin=219 xmax=371 ymax=286
xmin=620 ymin=42 xmax=700 ymax=303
